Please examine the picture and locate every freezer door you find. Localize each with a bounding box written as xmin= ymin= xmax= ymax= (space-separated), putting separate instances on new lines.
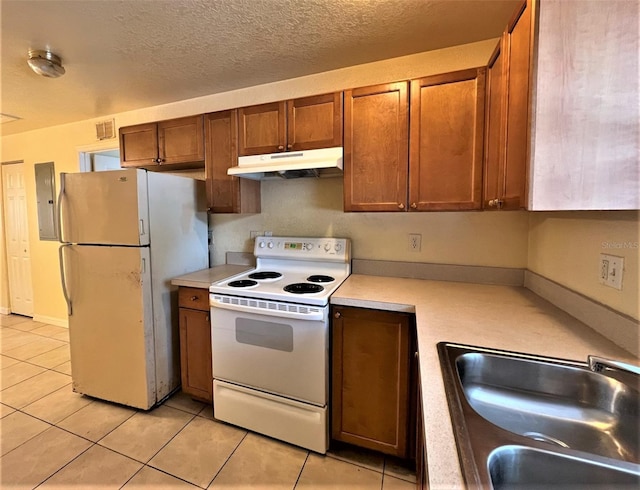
xmin=64 ymin=245 xmax=156 ymax=409
xmin=60 ymin=169 xmax=150 ymax=245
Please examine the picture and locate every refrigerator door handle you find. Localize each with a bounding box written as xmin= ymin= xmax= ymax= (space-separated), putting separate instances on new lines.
xmin=139 ymin=219 xmax=146 ymax=237
xmin=57 ymin=172 xmax=68 ymax=244
xmin=58 ymin=244 xmax=73 ymax=315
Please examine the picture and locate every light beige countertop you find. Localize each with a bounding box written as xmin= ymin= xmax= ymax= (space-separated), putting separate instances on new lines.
xmin=331 ymin=274 xmax=635 ymax=490
xmin=171 ymin=265 xmax=251 ymax=289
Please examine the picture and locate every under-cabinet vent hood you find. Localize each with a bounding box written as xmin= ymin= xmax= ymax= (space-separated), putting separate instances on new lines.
xmin=228 ymin=147 xmax=343 ymax=180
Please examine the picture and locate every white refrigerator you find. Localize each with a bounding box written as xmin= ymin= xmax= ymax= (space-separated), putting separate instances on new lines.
xmin=58 ymin=169 xmax=208 ymax=409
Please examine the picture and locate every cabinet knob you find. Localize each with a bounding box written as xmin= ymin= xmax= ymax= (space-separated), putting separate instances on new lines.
xmin=410 ymin=202 xmax=417 ymax=209
xmin=277 ymin=145 xmax=284 ymax=150
xmin=496 ymin=199 xmax=504 ymax=208
xmin=287 ymin=144 xmax=292 ymax=149
xmin=398 ymin=203 xmax=405 ymax=210
xmin=488 ymin=199 xmax=496 ymax=207
xmin=190 ymin=296 xmax=198 ymax=301
xmin=334 ymin=311 xmax=341 ymax=319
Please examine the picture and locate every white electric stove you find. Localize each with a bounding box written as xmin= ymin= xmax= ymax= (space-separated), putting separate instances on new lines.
xmin=209 ymin=236 xmax=351 ymax=453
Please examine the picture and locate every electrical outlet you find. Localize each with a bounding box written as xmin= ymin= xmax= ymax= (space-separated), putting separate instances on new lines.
xmin=599 ymin=254 xmax=624 ymax=290
xmin=409 ymin=233 xmax=422 ymax=252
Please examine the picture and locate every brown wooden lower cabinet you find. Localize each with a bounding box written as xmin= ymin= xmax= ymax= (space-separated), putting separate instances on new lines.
xmin=178 ymin=287 xmax=212 ymax=403
xmin=331 ymin=305 xmax=416 ymax=458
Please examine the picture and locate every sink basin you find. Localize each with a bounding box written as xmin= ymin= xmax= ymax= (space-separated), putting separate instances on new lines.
xmin=437 ymin=343 xmax=640 ymax=489
xmin=457 ymin=351 xmax=639 ymax=462
xmin=488 ymin=445 xmax=640 ymax=490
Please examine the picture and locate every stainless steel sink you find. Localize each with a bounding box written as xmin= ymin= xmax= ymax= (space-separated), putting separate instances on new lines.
xmin=457 ymin=351 xmax=639 ymax=462
xmin=438 ymin=342 xmax=640 ymax=489
xmin=488 ymin=445 xmax=640 ymax=490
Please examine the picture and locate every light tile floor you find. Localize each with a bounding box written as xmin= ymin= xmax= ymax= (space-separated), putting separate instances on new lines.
xmin=1 ymin=314 xmax=416 ymax=489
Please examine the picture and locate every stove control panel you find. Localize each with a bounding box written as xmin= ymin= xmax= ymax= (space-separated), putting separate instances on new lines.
xmin=254 ymin=236 xmax=351 ymax=262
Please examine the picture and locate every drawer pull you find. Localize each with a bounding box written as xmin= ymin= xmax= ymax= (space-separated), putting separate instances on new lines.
xmin=190 ymin=296 xmax=198 ymax=301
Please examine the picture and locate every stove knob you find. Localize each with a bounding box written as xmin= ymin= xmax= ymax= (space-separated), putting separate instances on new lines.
xmin=334 ymin=243 xmax=342 ymax=252
xmin=306 ymin=243 xmax=314 ymax=251
xmin=268 ymin=241 xmax=274 ymax=249
xmin=259 ymin=241 xmax=265 ymax=248
xmin=324 ymin=242 xmax=331 ymax=252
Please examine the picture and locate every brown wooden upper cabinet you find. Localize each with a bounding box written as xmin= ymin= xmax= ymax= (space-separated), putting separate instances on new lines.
xmin=204 ymin=110 xmax=260 ymax=214
xmin=344 ymin=70 xmax=485 ymax=212
xmin=237 ymin=92 xmax=343 ymax=156
xmin=343 ymin=82 xmax=409 ymax=212
xmin=484 ymin=0 xmax=530 ymax=211
xmin=119 ymin=115 xmax=205 ymax=170
xmin=410 ymin=68 xmax=486 ymax=211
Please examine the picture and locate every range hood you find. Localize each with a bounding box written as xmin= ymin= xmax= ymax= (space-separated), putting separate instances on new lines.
xmin=228 ymin=147 xmax=343 ymax=180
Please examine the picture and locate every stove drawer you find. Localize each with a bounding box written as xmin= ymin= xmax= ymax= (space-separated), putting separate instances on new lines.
xmin=214 ymin=379 xmax=328 ymax=454
xmin=178 ymin=287 xmax=209 ymax=311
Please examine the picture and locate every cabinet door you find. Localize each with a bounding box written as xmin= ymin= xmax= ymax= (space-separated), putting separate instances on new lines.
xmin=483 ymin=36 xmax=508 ymax=210
xmin=331 ymin=306 xmax=412 ymax=457
xmin=238 ymin=101 xmax=286 ymax=156
xmin=530 ymin=0 xmax=639 ymax=210
xmin=205 ymin=110 xmax=260 ymax=214
xmin=344 ymin=83 xmax=409 ymax=212
xmin=119 ymin=123 xmax=158 ymax=168
xmin=287 ymin=93 xmax=343 ymax=151
xmin=502 ymin=0 xmax=531 ymax=210
xmin=157 ymin=115 xmax=205 ymax=166
xmin=179 ymin=307 xmax=212 ymax=403
xmin=409 ymin=68 xmax=486 ymax=211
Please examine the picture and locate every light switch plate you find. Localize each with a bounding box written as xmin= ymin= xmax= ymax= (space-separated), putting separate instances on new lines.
xmin=599 ymin=254 xmax=624 ymax=290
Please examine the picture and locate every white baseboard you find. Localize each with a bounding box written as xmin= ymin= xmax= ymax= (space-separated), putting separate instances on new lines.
xmin=0 ymin=307 xmax=11 ymax=315
xmin=33 ymin=315 xmax=69 ymax=328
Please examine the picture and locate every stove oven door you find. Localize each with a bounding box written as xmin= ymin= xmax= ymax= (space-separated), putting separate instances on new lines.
xmin=210 ymin=298 xmax=328 ymax=406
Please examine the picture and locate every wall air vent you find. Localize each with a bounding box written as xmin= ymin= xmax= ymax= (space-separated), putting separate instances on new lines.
xmin=95 ymin=119 xmax=116 ymax=140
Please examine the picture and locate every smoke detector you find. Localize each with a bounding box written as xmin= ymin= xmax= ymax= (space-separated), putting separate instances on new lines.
xmin=28 ymin=50 xmax=66 ymax=78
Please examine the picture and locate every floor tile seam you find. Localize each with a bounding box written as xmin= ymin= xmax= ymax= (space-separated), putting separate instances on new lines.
xmin=19 ymin=357 xmax=70 ymax=371
xmin=291 ymin=450 xmax=310 ymax=489
xmin=0 ymin=380 xmax=72 ymax=410
xmin=325 ymin=451 xmax=385 ymax=475
xmin=0 ymin=366 xmax=49 ymax=391
xmin=19 ymin=390 xmax=96 ymax=427
xmin=142 ymin=463 xmax=208 ymax=489
xmin=204 ymin=430 xmax=249 ymax=488
xmin=35 ymin=441 xmax=113 ymax=488
xmin=3 ymin=342 xmax=69 ymax=363
xmin=98 ymin=411 xmax=197 ymax=466
xmin=0 ymin=417 xmax=53 ymax=458
xmin=56 ymin=400 xmax=138 ymax=443
xmin=164 ymin=401 xmax=206 ymax=417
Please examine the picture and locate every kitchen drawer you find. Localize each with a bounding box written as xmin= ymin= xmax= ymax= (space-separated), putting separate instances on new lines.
xmin=178 ymin=287 xmax=209 ymax=311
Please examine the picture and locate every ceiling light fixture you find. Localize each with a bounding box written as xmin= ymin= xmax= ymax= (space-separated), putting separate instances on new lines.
xmin=27 ymin=50 xmax=66 ymax=78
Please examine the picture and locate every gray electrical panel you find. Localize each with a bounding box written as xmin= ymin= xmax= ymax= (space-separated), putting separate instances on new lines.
xmin=35 ymin=162 xmax=57 ymax=240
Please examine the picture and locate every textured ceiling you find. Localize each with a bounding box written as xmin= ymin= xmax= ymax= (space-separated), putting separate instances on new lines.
xmin=0 ymin=0 xmax=519 ymax=136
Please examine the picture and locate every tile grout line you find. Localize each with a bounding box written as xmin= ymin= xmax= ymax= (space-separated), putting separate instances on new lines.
xmin=205 ymin=430 xmax=249 ymax=488
xmin=291 ymin=451 xmax=310 ymax=489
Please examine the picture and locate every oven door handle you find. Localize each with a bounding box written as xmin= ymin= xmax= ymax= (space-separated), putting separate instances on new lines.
xmin=210 ymin=295 xmax=327 ymax=322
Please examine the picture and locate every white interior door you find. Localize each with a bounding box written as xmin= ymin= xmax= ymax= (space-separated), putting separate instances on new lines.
xmin=63 ymin=244 xmax=155 ymax=409
xmin=2 ymin=163 xmax=34 ymax=317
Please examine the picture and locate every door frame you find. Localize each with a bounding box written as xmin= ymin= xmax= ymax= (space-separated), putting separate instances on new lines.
xmin=76 ymin=141 xmax=119 ymax=172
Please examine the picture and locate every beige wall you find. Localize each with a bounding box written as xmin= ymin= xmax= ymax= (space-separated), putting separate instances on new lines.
xmin=528 ymin=212 xmax=639 ymax=320
xmin=212 ymin=178 xmax=529 ymax=267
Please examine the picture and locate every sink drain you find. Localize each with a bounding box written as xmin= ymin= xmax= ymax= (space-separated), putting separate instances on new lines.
xmin=523 ymin=432 xmax=570 ymax=448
